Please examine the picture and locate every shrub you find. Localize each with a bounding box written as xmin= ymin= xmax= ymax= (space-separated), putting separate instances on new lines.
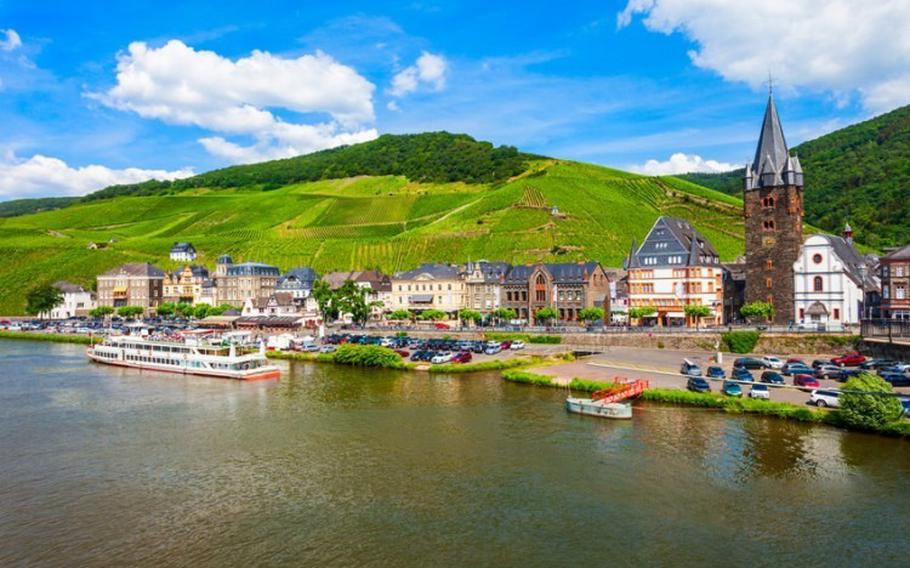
xmin=839 ymin=373 xmax=905 ymax=430
xmin=0 ymin=330 xmax=100 ymax=345
xmin=332 ymin=344 xmax=406 ymax=369
xmin=428 ymin=358 xmax=532 ymax=374
xmin=501 ymin=370 xmax=556 ymax=387
xmin=529 ymin=335 xmax=562 ymax=344
xmin=567 ymin=378 xmax=617 ymax=393
xmin=721 ymin=330 xmax=761 ymax=353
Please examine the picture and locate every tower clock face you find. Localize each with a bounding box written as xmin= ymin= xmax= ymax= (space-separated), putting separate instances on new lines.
xmin=762 ymin=236 xmax=776 ymax=247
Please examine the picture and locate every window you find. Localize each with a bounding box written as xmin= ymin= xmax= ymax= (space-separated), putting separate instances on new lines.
xmin=762 ymin=220 xmax=775 ymax=231
xmin=897 ymin=286 xmax=907 ymax=300
xmin=799 ymin=308 xmax=805 ymax=320
xmin=766 ymin=260 xmax=774 ymax=270
xmin=762 ymin=196 xmax=775 ymax=208
xmin=897 ymin=266 xmax=906 ymax=277
xmin=813 ymin=276 xmax=824 ymax=292
xmin=535 ymin=275 xmax=547 ymax=302
xmin=833 ymin=308 xmax=840 ymax=320
xmin=812 ymin=253 xmax=823 ymax=264
xmin=766 ymin=278 xmax=773 ymax=289
xmin=884 ymin=285 xmax=890 ymax=299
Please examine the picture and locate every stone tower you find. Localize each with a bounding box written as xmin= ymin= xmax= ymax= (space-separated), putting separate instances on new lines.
xmin=743 ymin=95 xmax=803 ymax=325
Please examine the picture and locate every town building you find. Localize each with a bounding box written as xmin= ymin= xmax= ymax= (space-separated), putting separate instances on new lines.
xmin=625 ymin=217 xmax=724 ymax=327
xmin=96 ymin=263 xmax=165 ymax=314
xmin=743 ymin=94 xmax=804 ymax=325
xmin=169 ymin=242 xmax=197 ymax=262
xmin=603 ymin=268 xmax=629 ymax=324
xmin=722 ymin=260 xmax=747 ymax=324
xmin=242 ymin=293 xmax=300 ymax=317
xmin=215 ymin=261 xmax=280 ymax=307
xmin=793 ymin=226 xmax=879 ymax=327
xmin=163 ymin=265 xmax=210 ymax=304
xmin=43 ymin=281 xmax=96 ymax=319
xmin=500 ymin=262 xmax=611 ymax=324
xmin=198 ymin=279 xmax=217 ymax=306
xmin=277 ymin=267 xmax=318 ymax=299
xmin=462 ymin=261 xmax=510 ymax=313
xmin=391 ymin=263 xmax=466 ymax=315
xmin=879 ymin=243 xmax=910 ymax=320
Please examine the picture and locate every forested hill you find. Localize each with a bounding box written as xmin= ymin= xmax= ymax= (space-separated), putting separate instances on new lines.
xmin=679 ymin=104 xmax=910 ymax=248
xmin=84 ymin=132 xmax=537 ymax=201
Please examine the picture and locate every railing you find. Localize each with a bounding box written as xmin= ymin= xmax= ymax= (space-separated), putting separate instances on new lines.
xmin=862 ymin=319 xmax=910 ymax=341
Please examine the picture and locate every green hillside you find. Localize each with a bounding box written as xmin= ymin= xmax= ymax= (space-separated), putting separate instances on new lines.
xmin=0 ymin=158 xmax=745 ymax=314
xmin=679 ymin=103 xmax=910 ymax=248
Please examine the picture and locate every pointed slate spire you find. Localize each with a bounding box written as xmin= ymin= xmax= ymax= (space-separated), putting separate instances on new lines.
xmin=748 ymin=94 xmax=793 ymax=189
xmin=688 ymin=234 xmax=701 ymax=266
xmin=625 ymin=239 xmax=640 ymax=269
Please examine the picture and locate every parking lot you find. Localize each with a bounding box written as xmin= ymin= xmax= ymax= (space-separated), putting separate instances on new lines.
xmin=320 ymin=333 xmax=558 ymax=365
xmin=531 ymin=345 xmax=910 ymax=406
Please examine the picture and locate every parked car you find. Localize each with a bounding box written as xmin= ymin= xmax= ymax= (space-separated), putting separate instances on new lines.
xmin=722 ymin=381 xmax=743 ymax=397
xmin=500 ymin=340 xmax=513 ymax=350
xmin=434 ymin=323 xmax=450 ymax=330
xmin=831 ymin=352 xmax=866 ymax=367
xmin=860 ymin=359 xmax=898 ymax=370
xmin=484 ymin=345 xmax=502 ymax=355
xmin=680 ymin=359 xmax=703 ymax=377
xmin=733 ymin=357 xmax=766 ymax=370
xmin=431 ymin=352 xmax=454 ymax=364
xmin=811 ymin=359 xmax=831 ymax=369
xmin=878 ymin=363 xmax=910 ymax=375
xmin=761 ymin=356 xmax=785 ymax=369
xmin=301 ymin=343 xmax=320 ymax=353
xmin=815 ymin=364 xmax=846 ymax=381
xmin=793 ymin=374 xmax=820 ymax=389
xmin=394 ymin=349 xmax=410 ymax=358
xmin=706 ymin=366 xmax=726 ymax=379
xmin=749 ymin=384 xmax=770 ymax=400
xmin=900 ymin=398 xmax=910 ymax=417
xmin=781 ymin=362 xmax=813 ymax=376
xmin=319 ymin=345 xmax=337 ymax=353
xmin=510 ymin=340 xmax=526 ymax=350
xmin=450 ymin=351 xmax=473 ymax=364
xmin=881 ymin=372 xmax=910 ymax=387
xmin=760 ymin=371 xmax=785 ymax=385
xmin=809 ymin=389 xmax=841 ymax=408
xmin=732 ymin=367 xmax=754 ymax=382
xmin=786 ymin=357 xmax=805 ymax=364
xmin=687 ymin=377 xmax=711 ymax=393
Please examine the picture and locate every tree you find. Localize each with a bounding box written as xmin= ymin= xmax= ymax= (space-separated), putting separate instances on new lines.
xmin=89 ymin=305 xmax=114 ymax=319
xmin=117 ymin=306 xmax=145 ymax=319
xmin=388 ymin=309 xmax=412 ymax=321
xmin=628 ymin=306 xmax=656 ymax=322
xmin=174 ymin=302 xmax=194 ymax=318
xmin=491 ymin=307 xmax=517 ymax=325
xmin=458 ymin=309 xmax=482 ymax=326
xmin=191 ymin=303 xmax=216 ymax=319
xmin=684 ymin=304 xmax=713 ymax=330
xmin=418 ymin=309 xmax=447 ymax=321
xmin=839 ymin=373 xmax=905 ymax=430
xmin=740 ymin=301 xmax=774 ymax=323
xmin=578 ymin=306 xmax=605 ymax=324
xmin=534 ymin=306 xmax=558 ymax=325
xmin=25 ymin=284 xmax=63 ymax=317
xmin=337 ymin=280 xmax=381 ymax=325
xmin=156 ymin=302 xmax=176 ymax=317
xmin=312 ymin=278 xmax=340 ymax=323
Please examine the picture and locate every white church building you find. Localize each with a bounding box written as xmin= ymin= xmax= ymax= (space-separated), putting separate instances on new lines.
xmin=793 ymin=225 xmax=878 ymax=328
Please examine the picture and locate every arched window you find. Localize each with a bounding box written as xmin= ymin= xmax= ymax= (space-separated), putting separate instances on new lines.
xmin=813 ymin=276 xmax=824 ymax=292
xmin=762 ymin=196 xmax=775 ymax=208
xmin=535 ymin=274 xmax=547 ymax=302
xmin=762 ymin=219 xmax=776 ymax=231
xmin=766 ymin=260 xmax=774 ymax=270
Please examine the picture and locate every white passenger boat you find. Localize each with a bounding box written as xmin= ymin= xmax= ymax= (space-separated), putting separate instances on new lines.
xmin=87 ymin=335 xmax=280 ymax=380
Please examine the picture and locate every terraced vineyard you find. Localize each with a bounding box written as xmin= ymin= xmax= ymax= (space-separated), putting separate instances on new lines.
xmin=0 ymin=159 xmax=745 ymax=314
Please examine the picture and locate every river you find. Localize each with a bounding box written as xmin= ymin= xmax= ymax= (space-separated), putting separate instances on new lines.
xmin=2 ymin=340 xmax=909 ymax=567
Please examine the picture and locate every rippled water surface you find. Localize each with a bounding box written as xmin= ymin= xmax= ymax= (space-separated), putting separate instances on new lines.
xmin=2 ymin=341 xmax=909 ymax=567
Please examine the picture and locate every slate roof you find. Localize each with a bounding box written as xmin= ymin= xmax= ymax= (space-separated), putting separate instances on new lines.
xmin=188 ymin=265 xmax=209 ymax=279
xmin=52 ymin=281 xmax=87 ymax=294
xmin=464 ymin=261 xmax=511 ymax=283
xmin=226 ymin=262 xmax=280 ymax=277
xmin=503 ymin=264 xmax=534 ymax=284
xmin=170 ymin=242 xmax=196 ymax=253
xmin=100 ymin=263 xmax=165 ymax=278
xmin=217 ymin=255 xmax=233 ymax=264
xmin=356 ymin=270 xmax=393 ymax=292
xmin=630 ymin=217 xmax=720 ymax=268
xmin=278 ymin=267 xmax=318 ymax=288
xmin=745 ymin=95 xmax=803 ymax=190
xmin=882 ymin=243 xmax=910 ymax=262
xmin=249 ymin=292 xmax=296 ymax=309
xmin=503 ymin=262 xmax=601 ymax=285
xmin=394 ymin=263 xmax=461 ymax=280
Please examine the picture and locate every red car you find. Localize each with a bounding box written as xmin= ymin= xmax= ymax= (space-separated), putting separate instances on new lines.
xmin=793 ymin=374 xmax=820 ymax=389
xmin=786 ymin=357 xmax=805 ymax=364
xmin=394 ymin=349 xmax=410 ymax=358
xmin=500 ymin=340 xmax=512 ymax=349
xmin=434 ymin=323 xmax=450 ymax=330
xmin=451 ymin=352 xmax=473 ymax=364
xmin=831 ymin=352 xmax=866 ymax=367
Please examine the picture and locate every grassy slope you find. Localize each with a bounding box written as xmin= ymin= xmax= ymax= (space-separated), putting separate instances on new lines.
xmin=0 ymin=159 xmax=745 ymax=314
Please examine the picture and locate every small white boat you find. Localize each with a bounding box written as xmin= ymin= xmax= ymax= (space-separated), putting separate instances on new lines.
xmin=565 ymin=398 xmax=633 ymax=419
xmin=87 ymin=335 xmax=280 ymax=380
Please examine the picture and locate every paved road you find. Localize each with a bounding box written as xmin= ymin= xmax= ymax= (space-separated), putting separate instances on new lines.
xmin=531 ymin=346 xmax=910 ymax=405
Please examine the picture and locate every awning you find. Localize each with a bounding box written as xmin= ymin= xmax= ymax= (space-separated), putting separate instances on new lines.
xmin=664 ymin=312 xmax=686 ymax=318
xmin=113 ymin=286 xmax=128 ymax=294
xmin=806 ymin=302 xmax=829 ymax=316
xmin=409 ymin=294 xmax=434 ymax=303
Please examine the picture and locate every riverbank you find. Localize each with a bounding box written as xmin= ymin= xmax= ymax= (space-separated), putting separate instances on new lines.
xmin=501 ymin=370 xmax=910 ymax=439
xmin=0 ymin=330 xmax=100 ymax=345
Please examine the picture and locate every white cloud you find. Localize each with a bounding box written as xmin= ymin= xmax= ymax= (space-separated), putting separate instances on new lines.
xmin=629 ymin=152 xmax=738 ymax=175
xmin=389 ymin=51 xmax=447 ymax=97
xmin=0 ymin=29 xmax=22 ymax=52
xmin=0 ymin=153 xmax=194 ymax=199
xmin=618 ymin=0 xmax=910 ymax=113
xmin=89 ymin=40 xmax=378 ymax=162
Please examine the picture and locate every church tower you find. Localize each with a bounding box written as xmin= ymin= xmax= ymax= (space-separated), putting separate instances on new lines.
xmin=743 ymin=94 xmax=803 ymax=324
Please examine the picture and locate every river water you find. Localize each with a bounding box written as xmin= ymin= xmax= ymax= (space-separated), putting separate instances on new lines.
xmin=2 ymin=341 xmax=909 ymax=567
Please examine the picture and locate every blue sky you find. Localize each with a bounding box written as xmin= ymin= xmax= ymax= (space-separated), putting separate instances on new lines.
xmin=2 ymin=0 xmax=908 ymax=199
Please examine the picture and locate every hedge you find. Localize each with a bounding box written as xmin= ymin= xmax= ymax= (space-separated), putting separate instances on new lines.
xmin=0 ymin=331 xmax=101 ymax=345
xmin=484 ymin=332 xmax=562 ymax=344
xmin=721 ymin=330 xmax=761 ymax=353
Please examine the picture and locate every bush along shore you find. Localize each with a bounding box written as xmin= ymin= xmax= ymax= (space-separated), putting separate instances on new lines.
xmin=501 ymin=370 xmax=910 ymax=439
xmin=482 ymin=332 xmax=562 ymax=344
xmin=0 ymin=330 xmax=101 ymax=345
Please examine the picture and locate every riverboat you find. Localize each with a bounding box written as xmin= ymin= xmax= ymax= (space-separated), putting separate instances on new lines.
xmin=87 ymin=335 xmax=280 ymax=380
xmin=565 ymin=378 xmax=649 ymax=420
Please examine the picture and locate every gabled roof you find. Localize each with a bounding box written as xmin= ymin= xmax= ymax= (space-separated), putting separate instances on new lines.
xmin=543 ymin=262 xmax=601 ymax=284
xmin=811 ymin=234 xmax=879 ymax=291
xmin=503 ymin=264 xmax=534 ymax=284
xmin=632 ymin=217 xmax=719 ymax=267
xmin=170 ymin=242 xmax=195 ymax=253
xmin=394 ymin=263 xmax=460 ymax=280
xmin=278 ymin=267 xmax=318 ymax=287
xmin=882 ymin=243 xmax=910 ymax=261
xmin=100 ymin=263 xmax=165 ymax=278
xmin=52 ymin=281 xmax=87 ymax=294
xmin=464 ymin=261 xmax=511 ymax=283
xmin=355 ymin=270 xmax=393 ymax=292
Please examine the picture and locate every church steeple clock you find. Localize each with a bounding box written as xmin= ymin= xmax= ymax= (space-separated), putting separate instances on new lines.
xmin=743 ymin=95 xmax=803 ymax=324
